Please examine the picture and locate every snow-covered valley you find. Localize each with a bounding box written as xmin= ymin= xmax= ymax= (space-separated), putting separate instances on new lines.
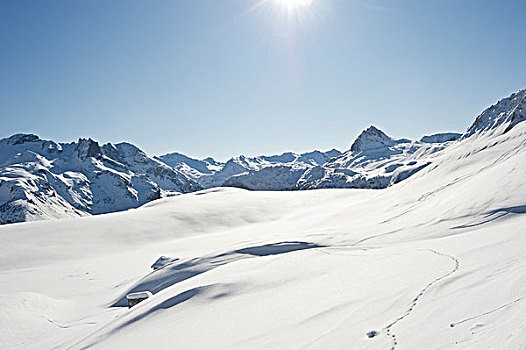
xmin=1 ymin=89 xmax=526 ymax=349
xmin=2 ymin=89 xmax=522 ymax=225
xmin=0 ymin=116 xmax=463 ymax=224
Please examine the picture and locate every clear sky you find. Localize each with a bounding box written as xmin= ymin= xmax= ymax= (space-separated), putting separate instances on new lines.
xmin=1 ymin=0 xmax=525 ymax=160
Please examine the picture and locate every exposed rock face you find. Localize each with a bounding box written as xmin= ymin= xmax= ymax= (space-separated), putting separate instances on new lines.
xmin=2 ymin=88 xmax=525 ymax=224
xmin=157 ymin=149 xmax=343 ymax=189
xmin=75 ymin=138 xmax=102 ymax=160
xmin=223 ymin=166 xmax=307 ymax=191
xmin=157 ymin=153 xmax=218 ymax=175
xmin=350 ymin=126 xmax=396 ymax=153
xmin=465 ymin=89 xmax=526 ymax=137
xmin=420 ymin=133 xmax=461 ymax=143
xmin=0 ymin=135 xmax=201 ymax=224
xmin=219 ymin=125 xmax=450 ymax=191
xmin=158 ymin=119 xmax=475 ymax=192
xmin=5 ymin=134 xmax=41 ymax=145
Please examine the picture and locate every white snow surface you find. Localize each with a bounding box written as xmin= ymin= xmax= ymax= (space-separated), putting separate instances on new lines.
xmin=126 ymin=291 xmax=153 ymax=300
xmin=2 ymin=89 xmax=524 ymax=224
xmin=1 ymin=109 xmax=526 ymax=349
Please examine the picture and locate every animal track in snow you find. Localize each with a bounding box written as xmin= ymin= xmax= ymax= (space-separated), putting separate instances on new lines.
xmin=383 ymin=249 xmax=460 ymax=350
xmin=450 ymin=295 xmax=526 ymax=328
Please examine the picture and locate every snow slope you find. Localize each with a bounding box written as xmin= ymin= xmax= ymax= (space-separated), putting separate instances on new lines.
xmin=0 ymin=135 xmax=200 ymax=224
xmin=1 ymin=89 xmax=526 ymax=349
xmin=465 ymin=88 xmax=526 ymax=137
xmin=2 ymin=89 xmax=523 ymax=225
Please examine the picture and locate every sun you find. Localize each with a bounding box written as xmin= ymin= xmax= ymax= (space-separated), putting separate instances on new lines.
xmin=274 ymin=0 xmax=314 ymax=13
xmin=248 ymin=0 xmax=323 ymax=36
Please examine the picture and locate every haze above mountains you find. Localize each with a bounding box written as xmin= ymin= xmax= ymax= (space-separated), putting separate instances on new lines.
xmin=0 ymin=88 xmax=524 ymax=224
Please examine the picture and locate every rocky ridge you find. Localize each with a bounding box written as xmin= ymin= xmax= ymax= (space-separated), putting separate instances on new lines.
xmin=1 ymin=88 xmax=524 ymax=224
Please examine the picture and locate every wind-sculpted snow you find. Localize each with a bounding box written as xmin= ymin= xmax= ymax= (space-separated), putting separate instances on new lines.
xmin=1 ymin=112 xmax=526 ymax=348
xmin=111 ymin=241 xmax=321 ymax=307
xmin=2 ymin=89 xmax=526 ymax=224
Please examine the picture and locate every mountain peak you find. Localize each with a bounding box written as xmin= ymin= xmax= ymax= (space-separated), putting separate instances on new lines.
xmin=115 ymin=142 xmax=146 ymax=157
xmin=465 ymin=88 xmax=526 ymax=137
xmin=4 ymin=134 xmax=41 ymax=145
xmin=75 ymin=138 xmax=102 ymax=160
xmin=202 ymin=157 xmax=219 ymax=165
xmin=350 ymin=126 xmax=395 ymax=152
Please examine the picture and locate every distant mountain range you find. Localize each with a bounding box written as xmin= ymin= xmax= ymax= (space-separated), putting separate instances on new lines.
xmin=157 ymin=149 xmax=343 ymax=189
xmin=0 ymin=137 xmax=200 ymax=223
xmin=0 ymin=88 xmax=524 ymax=224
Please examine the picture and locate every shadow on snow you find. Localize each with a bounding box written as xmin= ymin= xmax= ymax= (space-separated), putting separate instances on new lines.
xmin=111 ymin=241 xmax=322 ymax=307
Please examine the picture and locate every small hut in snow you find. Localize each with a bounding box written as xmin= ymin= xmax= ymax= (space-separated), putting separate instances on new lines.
xmin=126 ymin=291 xmax=153 ymax=308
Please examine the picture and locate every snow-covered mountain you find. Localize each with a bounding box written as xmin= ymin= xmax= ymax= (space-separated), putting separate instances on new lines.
xmin=155 ymin=152 xmax=222 ymax=179
xmin=465 ymin=88 xmax=526 ymax=137
xmin=158 ymin=149 xmax=342 ymax=188
xmin=2 ymin=89 xmax=524 ymax=224
xmin=0 ymin=135 xmax=200 ymax=224
xmin=0 ymin=136 xmax=341 ymax=224
xmin=298 ymin=128 xmax=454 ymax=190
xmin=2 ymin=89 xmax=526 ymax=349
xmin=224 ymin=127 xmax=457 ymax=191
xmin=222 ymin=89 xmax=525 ymax=191
xmin=349 ymin=125 xmax=399 ymax=152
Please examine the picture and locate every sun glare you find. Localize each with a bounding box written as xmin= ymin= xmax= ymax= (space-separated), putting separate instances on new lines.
xmin=274 ymin=0 xmax=314 ymax=13
xmin=248 ymin=0 xmax=325 ymax=39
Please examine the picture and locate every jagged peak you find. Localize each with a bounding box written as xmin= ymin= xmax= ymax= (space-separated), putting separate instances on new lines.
xmin=465 ymin=88 xmax=526 ymax=137
xmin=227 ymin=155 xmax=251 ymax=165
xmin=350 ymin=126 xmax=395 ymax=152
xmin=75 ymin=138 xmax=102 ymax=160
xmin=299 ymin=150 xmax=321 ymax=157
xmin=325 ymin=149 xmax=343 ymax=158
xmin=202 ymin=157 xmax=220 ymax=165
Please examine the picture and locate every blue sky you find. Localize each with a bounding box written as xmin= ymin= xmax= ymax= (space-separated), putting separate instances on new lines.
xmin=1 ymin=0 xmax=525 ymax=160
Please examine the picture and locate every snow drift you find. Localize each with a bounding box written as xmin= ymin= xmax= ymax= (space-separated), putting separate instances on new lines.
xmin=0 ymin=88 xmax=526 ymax=349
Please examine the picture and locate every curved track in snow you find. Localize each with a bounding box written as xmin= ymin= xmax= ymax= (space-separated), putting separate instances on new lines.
xmin=384 ymin=249 xmax=460 ymax=350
